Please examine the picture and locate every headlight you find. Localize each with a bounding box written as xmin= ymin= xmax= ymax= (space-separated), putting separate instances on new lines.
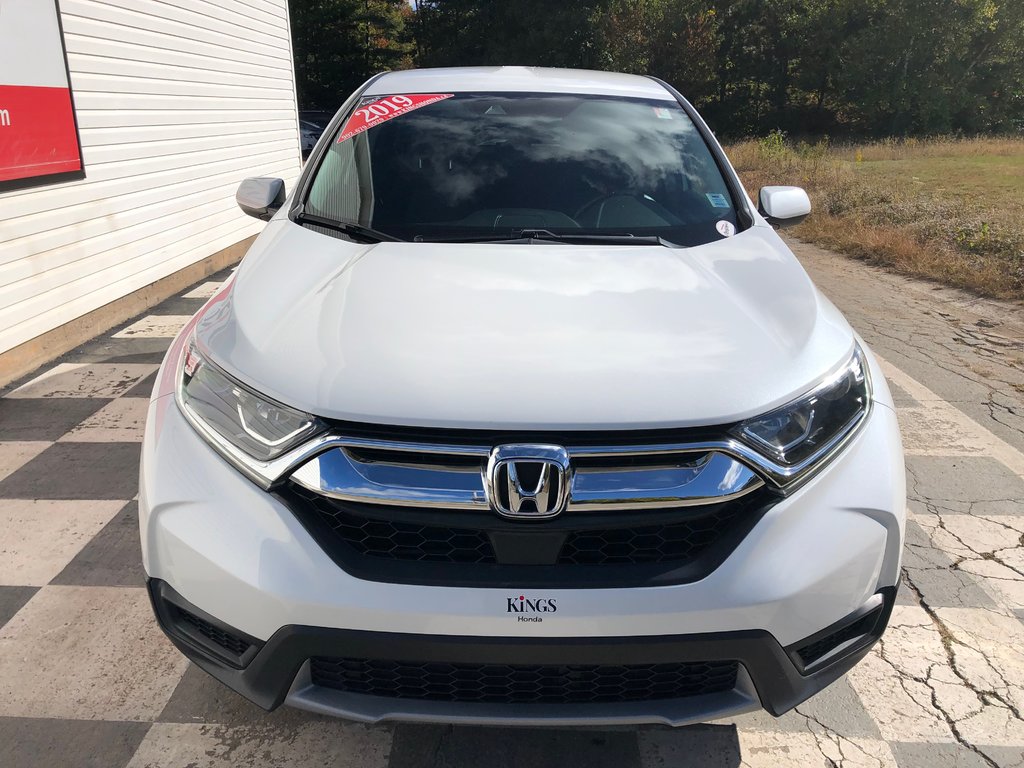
xmin=176 ymin=335 xmax=324 ymax=479
xmin=732 ymin=346 xmax=870 ymax=470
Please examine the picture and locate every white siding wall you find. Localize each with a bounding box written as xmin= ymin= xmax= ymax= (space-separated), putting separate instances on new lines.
xmin=0 ymin=0 xmax=303 ymax=355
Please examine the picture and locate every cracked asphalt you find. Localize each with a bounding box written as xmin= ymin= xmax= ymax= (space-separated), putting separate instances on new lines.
xmin=0 ymin=240 xmax=1022 ymax=767
xmin=794 ymin=237 xmax=1024 ymax=768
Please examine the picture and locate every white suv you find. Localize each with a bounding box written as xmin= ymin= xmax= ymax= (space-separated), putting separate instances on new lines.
xmin=140 ymin=66 xmax=905 ymax=727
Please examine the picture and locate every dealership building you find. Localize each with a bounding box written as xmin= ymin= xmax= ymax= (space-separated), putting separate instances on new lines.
xmin=0 ymin=0 xmax=303 ymax=384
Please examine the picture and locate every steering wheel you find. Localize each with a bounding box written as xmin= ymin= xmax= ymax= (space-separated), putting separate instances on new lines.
xmin=573 ymin=191 xmax=640 ymax=227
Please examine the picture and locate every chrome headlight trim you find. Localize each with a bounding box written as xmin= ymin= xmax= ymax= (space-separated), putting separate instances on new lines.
xmin=728 ymin=344 xmax=873 ymax=489
xmin=174 ymin=334 xmax=324 ymax=489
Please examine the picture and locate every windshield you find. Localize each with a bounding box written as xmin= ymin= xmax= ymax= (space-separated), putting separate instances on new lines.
xmin=304 ymin=92 xmax=739 ymax=245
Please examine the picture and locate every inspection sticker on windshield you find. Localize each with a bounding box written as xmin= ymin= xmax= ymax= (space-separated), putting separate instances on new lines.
xmin=338 ymin=93 xmax=454 ymax=143
xmin=706 ymin=193 xmax=730 ymax=208
xmin=716 ymin=220 xmax=736 ymax=237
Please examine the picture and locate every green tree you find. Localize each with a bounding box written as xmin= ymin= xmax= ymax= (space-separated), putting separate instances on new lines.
xmin=414 ymin=0 xmax=610 ymax=68
xmin=290 ymin=0 xmax=411 ymax=110
xmin=834 ymin=0 xmax=1024 ymax=134
xmin=291 ymin=0 xmax=1024 ymax=136
xmin=591 ymin=0 xmax=719 ymax=104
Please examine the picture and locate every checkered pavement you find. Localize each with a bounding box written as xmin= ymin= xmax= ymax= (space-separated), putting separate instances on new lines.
xmin=1 ymin=266 xmax=1022 ymax=768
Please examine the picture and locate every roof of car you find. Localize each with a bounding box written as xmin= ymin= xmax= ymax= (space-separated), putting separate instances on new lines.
xmin=362 ymin=66 xmax=675 ymax=101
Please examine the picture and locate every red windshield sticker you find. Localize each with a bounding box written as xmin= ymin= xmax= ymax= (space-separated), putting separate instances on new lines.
xmin=337 ymin=93 xmax=454 ymax=143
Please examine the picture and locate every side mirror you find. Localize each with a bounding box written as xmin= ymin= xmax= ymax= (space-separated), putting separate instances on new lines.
xmin=758 ymin=186 xmax=811 ymax=228
xmin=236 ymin=177 xmax=286 ymax=221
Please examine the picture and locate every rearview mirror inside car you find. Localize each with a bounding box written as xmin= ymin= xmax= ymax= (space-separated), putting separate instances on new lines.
xmin=758 ymin=186 xmax=811 ymax=228
xmin=236 ymin=177 xmax=286 ymax=221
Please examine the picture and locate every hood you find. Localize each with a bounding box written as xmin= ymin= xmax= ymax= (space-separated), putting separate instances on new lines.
xmin=196 ymin=220 xmax=854 ymax=430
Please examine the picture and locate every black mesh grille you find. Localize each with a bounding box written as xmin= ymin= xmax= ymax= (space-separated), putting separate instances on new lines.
xmin=289 ymin=488 xmax=754 ymax=566
xmin=174 ymin=606 xmax=252 ymax=657
xmin=315 ymin=506 xmax=496 ymax=563
xmin=559 ymin=507 xmax=744 ymax=565
xmin=310 ymin=657 xmax=739 ymax=704
xmin=280 ymin=484 xmax=773 ymax=588
xmin=796 ymin=608 xmax=881 ymax=666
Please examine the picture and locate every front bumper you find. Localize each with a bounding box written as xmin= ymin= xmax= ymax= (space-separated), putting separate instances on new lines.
xmin=140 ymin=395 xmax=903 ymax=642
xmin=148 ymin=578 xmax=896 ymax=726
xmin=139 ymin=350 xmax=905 ymax=724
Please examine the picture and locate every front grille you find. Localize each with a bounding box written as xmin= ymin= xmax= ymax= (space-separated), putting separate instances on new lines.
xmin=281 ymin=484 xmax=773 ymax=588
xmin=312 ymin=500 xmax=746 ymax=567
xmin=279 ymin=424 xmax=776 ymax=588
xmin=173 ymin=605 xmax=252 ymax=657
xmin=309 ymin=657 xmax=739 ymax=704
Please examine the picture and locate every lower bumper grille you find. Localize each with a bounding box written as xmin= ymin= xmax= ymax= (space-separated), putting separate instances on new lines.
xmin=148 ymin=580 xmax=260 ymax=669
xmin=309 ymin=657 xmax=739 ymax=704
xmin=174 ymin=605 xmax=253 ymax=657
xmin=793 ymin=602 xmax=885 ymax=671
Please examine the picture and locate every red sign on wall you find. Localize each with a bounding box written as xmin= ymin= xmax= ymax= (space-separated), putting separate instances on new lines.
xmin=0 ymin=0 xmax=84 ymax=192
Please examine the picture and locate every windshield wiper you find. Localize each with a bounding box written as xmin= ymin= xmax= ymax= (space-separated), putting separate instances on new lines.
xmin=415 ymin=229 xmax=680 ymax=247
xmin=295 ymin=211 xmax=402 ymax=243
xmin=519 ymin=229 xmax=680 ymax=247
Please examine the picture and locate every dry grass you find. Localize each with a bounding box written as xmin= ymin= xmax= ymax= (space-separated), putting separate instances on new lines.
xmin=725 ymin=134 xmax=1024 ymax=300
xmin=843 ymin=136 xmax=1024 ymax=161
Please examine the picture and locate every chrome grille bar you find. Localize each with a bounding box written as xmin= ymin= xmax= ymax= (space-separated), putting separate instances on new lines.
xmin=569 ymin=452 xmax=763 ymax=510
xmin=289 ymin=443 xmax=764 ymax=511
xmin=291 ymin=450 xmax=488 ymax=510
